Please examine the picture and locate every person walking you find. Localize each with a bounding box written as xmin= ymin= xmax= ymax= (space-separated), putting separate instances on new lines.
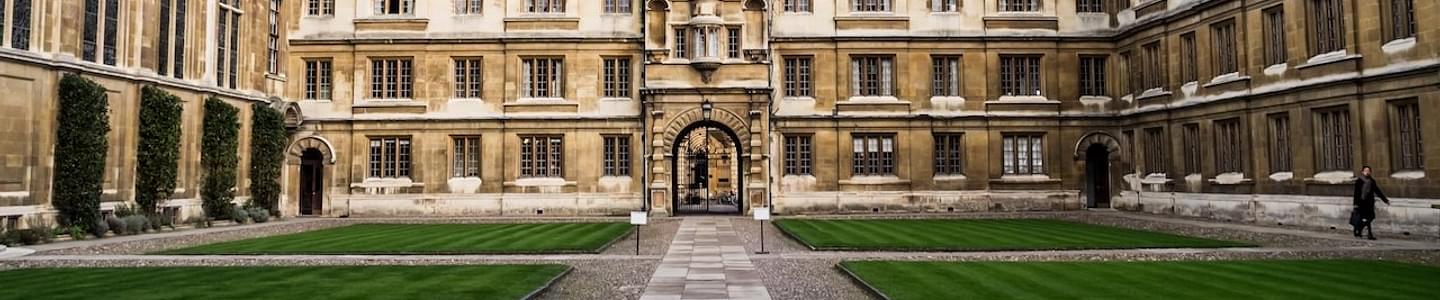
xmin=1352 ymin=166 xmax=1391 ymax=240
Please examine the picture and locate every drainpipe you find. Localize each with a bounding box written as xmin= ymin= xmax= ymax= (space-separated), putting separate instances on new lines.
xmin=639 ymin=5 xmax=650 ymax=213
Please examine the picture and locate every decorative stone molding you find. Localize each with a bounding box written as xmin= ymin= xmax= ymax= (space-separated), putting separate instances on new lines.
xmin=286 ymin=136 xmax=337 ymax=165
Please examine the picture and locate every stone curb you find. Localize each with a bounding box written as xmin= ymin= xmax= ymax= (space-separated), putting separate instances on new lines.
xmin=834 ymin=262 xmax=892 ymax=300
xmin=523 ymin=264 xmax=574 ymax=300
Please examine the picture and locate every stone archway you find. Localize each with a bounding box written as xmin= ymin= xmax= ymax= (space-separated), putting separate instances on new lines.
xmin=1074 ymin=132 xmax=1124 ymax=208
xmin=651 ymin=106 xmax=760 ymax=215
xmin=283 ymin=136 xmax=336 ymax=217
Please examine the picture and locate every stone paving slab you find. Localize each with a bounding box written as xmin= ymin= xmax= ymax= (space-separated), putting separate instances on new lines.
xmin=641 ymin=217 xmax=773 ymax=300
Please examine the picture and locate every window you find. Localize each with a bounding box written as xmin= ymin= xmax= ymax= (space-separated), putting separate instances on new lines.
xmin=375 ymin=0 xmax=414 ymax=15
xmin=217 ymin=0 xmax=241 ymax=87
xmin=1308 ymin=0 xmax=1345 ymax=56
xmin=851 ymin=56 xmax=895 ymax=96
xmin=172 ymin=0 xmax=187 ymax=78
xmin=603 ymin=57 xmax=632 ymax=98
xmin=157 ymin=0 xmax=174 ymax=75
xmin=4 ymin=0 xmax=32 ymax=49
xmin=454 ymin=57 xmax=483 ymax=98
xmin=785 ymin=0 xmax=811 ymax=12
xmin=308 ymin=0 xmax=335 ymax=16
xmin=999 ymin=55 xmax=1042 ymax=97
xmin=1142 ymin=42 xmax=1165 ymax=91
xmin=268 ymin=0 xmax=282 ymax=74
xmin=1123 ymin=129 xmax=1136 ymax=168
xmin=692 ymin=27 xmax=720 ymax=58
xmin=999 ymin=0 xmax=1039 ymax=12
xmin=852 ymin=134 xmax=895 ymax=176
xmin=1214 ymin=119 xmax=1244 ymax=174
xmin=458 ymin=0 xmax=483 ymax=14
xmin=673 ymin=27 xmax=688 ymax=59
xmin=1211 ymin=20 xmax=1238 ymax=76
xmin=853 ymin=0 xmax=892 ymax=12
xmin=520 ymin=135 xmax=564 ymax=178
xmin=83 ymin=0 xmax=120 ymax=65
xmin=784 ymin=135 xmax=813 ymax=175
xmin=932 ymin=56 xmax=961 ymax=97
xmin=1269 ymin=113 xmax=1293 ymax=173
xmin=603 ymin=136 xmax=631 ymax=176
xmin=1313 ymin=106 xmax=1353 ymax=172
xmin=1003 ymin=134 xmax=1045 ymax=175
xmin=604 ymin=0 xmax=629 ymax=14
xmin=1181 ymin=124 xmax=1199 ymax=175
xmin=368 ymin=137 xmax=412 ymax=178
xmin=1077 ymin=0 xmax=1102 ymax=13
xmin=784 ymin=56 xmax=812 ymax=97
xmin=1386 ymin=0 xmax=1415 ymax=41
xmin=522 ymin=58 xmax=564 ymax=98
xmin=527 ymin=0 xmax=564 ymax=13
xmin=934 ymin=133 xmax=964 ymax=175
xmin=1079 ymin=55 xmax=1107 ymax=97
xmin=932 ymin=0 xmax=958 ymax=12
xmin=370 ymin=58 xmax=414 ymax=99
xmin=452 ymin=136 xmax=481 ymax=178
xmin=1121 ymin=51 xmax=1134 ymax=95
xmin=304 ymin=59 xmax=333 ymax=100
xmin=1180 ymin=32 xmax=1197 ymax=83
xmin=726 ymin=27 xmax=741 ymax=59
xmin=1390 ymin=100 xmax=1423 ymax=171
xmin=1145 ymin=127 xmax=1167 ymax=175
xmin=1263 ymin=6 xmax=1287 ymax=66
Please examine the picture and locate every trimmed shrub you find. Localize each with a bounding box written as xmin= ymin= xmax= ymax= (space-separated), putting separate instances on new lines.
xmin=91 ymin=218 xmax=109 ymax=238
xmin=186 ymin=216 xmax=212 ymax=229
xmin=248 ymin=207 xmax=271 ymax=223
xmin=201 ymin=97 xmax=240 ymax=219
xmin=0 ymin=227 xmax=15 ymax=246
xmin=248 ymin=103 xmax=286 ymax=215
xmin=112 ymin=203 xmax=139 ymax=218
xmin=148 ymin=214 xmax=164 ymax=231
xmin=67 ymin=225 xmax=87 ymax=240
xmin=22 ymin=216 xmax=55 ymax=244
xmin=53 ymin=74 xmax=110 ymax=232
xmin=121 ymin=215 xmax=150 ymax=235
xmin=106 ymin=215 xmax=126 ymax=236
xmin=135 ymin=86 xmax=183 ymax=216
xmin=229 ymin=205 xmax=250 ymax=224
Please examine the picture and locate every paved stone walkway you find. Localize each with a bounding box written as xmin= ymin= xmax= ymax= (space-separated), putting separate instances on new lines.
xmin=640 ymin=217 xmax=772 ymax=300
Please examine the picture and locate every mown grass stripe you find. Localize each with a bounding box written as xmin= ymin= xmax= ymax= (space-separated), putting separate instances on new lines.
xmin=160 ymin=223 xmax=628 ymax=254
xmin=776 ymin=218 xmax=1250 ymax=251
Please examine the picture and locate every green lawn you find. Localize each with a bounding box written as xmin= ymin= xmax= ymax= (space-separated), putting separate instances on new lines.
xmin=160 ymin=223 xmax=632 ymax=255
xmin=774 ymin=218 xmax=1251 ymax=251
xmin=0 ymin=265 xmax=568 ymax=300
xmin=841 ymin=260 xmax=1440 ymax=300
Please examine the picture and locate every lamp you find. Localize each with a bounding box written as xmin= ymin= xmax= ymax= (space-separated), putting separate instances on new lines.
xmin=701 ymin=101 xmax=713 ymax=120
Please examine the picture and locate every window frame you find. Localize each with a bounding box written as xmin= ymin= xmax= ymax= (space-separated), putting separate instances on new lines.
xmin=308 ymin=0 xmax=336 ymax=16
xmin=783 ymin=56 xmax=813 ymax=97
xmin=1211 ymin=19 xmax=1239 ymax=76
xmin=1383 ymin=0 xmax=1415 ymax=42
xmin=1181 ymin=124 xmax=1200 ymax=175
xmin=1263 ymin=6 xmax=1288 ymax=66
xmin=452 ymin=136 xmax=481 ymax=178
xmin=1144 ymin=127 xmax=1168 ymax=175
xmin=304 ymin=59 xmax=333 ymax=100
xmin=998 ymin=0 xmax=1040 ymax=12
xmin=1312 ymin=105 xmax=1353 ymax=172
xmin=851 ymin=55 xmax=896 ymax=97
xmin=851 ymin=133 xmax=896 ymax=176
xmin=375 ymin=0 xmax=415 ymax=15
xmin=1180 ymin=32 xmax=1198 ymax=84
xmin=603 ymin=0 xmax=630 ymax=14
xmin=853 ymin=0 xmax=893 ymax=12
xmin=1390 ymin=99 xmax=1423 ymax=171
xmin=1307 ymin=0 xmax=1345 ymax=56
xmin=999 ymin=55 xmax=1043 ymax=97
xmin=1078 ymin=55 xmax=1108 ymax=97
xmin=1214 ymin=118 xmax=1245 ymax=174
xmin=1268 ymin=113 xmax=1293 ymax=173
xmin=527 ymin=0 xmax=565 ymax=13
xmin=369 ymin=57 xmax=415 ymax=99
xmin=934 ymin=133 xmax=965 ymax=176
xmin=602 ymin=57 xmax=633 ymax=98
xmin=602 ymin=135 xmax=632 ymax=176
xmin=521 ymin=57 xmax=565 ymax=99
xmin=1002 ymin=133 xmax=1046 ymax=176
xmin=368 ymin=137 xmax=413 ymax=179
xmin=785 ymin=0 xmax=812 ymax=13
xmin=453 ymin=57 xmax=483 ymax=99
xmin=932 ymin=55 xmax=962 ymax=97
xmin=783 ymin=134 xmax=813 ymax=175
xmin=519 ymin=135 xmax=565 ymax=178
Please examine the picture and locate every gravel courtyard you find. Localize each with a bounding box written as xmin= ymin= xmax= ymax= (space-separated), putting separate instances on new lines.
xmin=2 ymin=211 xmax=1437 ymax=300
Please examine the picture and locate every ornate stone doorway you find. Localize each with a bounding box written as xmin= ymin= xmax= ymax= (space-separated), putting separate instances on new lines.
xmin=1075 ymin=132 xmax=1124 ymax=209
xmin=671 ymin=121 xmax=743 ymax=215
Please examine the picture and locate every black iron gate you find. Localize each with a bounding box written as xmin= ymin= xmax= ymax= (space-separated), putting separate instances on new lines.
xmin=673 ymin=124 xmax=741 ymax=215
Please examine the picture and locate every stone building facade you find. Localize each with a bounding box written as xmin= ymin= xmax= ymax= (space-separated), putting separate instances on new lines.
xmin=0 ymin=0 xmax=288 ymax=228
xmin=2 ymin=0 xmax=1437 ymax=234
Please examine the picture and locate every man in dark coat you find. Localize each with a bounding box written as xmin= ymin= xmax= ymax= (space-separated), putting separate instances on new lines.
xmin=1352 ymin=166 xmax=1391 ymax=240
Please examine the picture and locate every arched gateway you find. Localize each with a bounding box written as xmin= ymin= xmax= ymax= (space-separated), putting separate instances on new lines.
xmin=653 ymin=104 xmax=758 ymax=215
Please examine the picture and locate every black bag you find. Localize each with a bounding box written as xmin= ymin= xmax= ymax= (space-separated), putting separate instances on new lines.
xmin=1349 ymin=210 xmax=1364 ymax=227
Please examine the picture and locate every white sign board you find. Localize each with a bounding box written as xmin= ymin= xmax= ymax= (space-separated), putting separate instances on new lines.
xmin=753 ymin=207 xmax=770 ymax=220
xmin=630 ymin=211 xmax=648 ymax=225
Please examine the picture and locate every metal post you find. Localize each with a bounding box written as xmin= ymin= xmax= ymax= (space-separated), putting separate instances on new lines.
xmin=756 ymin=219 xmax=769 ymax=254
xmin=635 ymin=224 xmax=641 ymax=255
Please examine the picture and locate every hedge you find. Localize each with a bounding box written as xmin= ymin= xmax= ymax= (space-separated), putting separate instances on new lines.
xmin=53 ymin=74 xmax=110 ymax=233
xmin=201 ymin=97 xmax=239 ymax=219
xmin=135 ymin=86 xmax=182 ymax=216
xmin=248 ymin=103 xmax=286 ymax=215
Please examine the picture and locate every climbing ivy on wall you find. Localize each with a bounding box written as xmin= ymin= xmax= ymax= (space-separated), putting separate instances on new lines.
xmin=248 ymin=103 xmax=286 ymax=215
xmin=53 ymin=73 xmax=110 ymax=233
xmin=201 ymin=97 xmax=239 ymax=219
xmin=135 ymin=85 xmax=182 ymax=216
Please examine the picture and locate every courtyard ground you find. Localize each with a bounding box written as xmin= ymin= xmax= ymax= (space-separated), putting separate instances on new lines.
xmin=0 ymin=265 xmax=568 ymax=300
xmin=1 ymin=211 xmax=1437 ymax=300
xmin=774 ymin=218 xmax=1252 ymax=251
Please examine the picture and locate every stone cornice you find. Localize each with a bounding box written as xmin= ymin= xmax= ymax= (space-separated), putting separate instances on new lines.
xmin=0 ymin=48 xmax=273 ymax=103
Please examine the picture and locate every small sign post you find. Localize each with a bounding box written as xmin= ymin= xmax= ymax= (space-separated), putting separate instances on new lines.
xmin=630 ymin=211 xmax=647 ymax=255
xmin=753 ymin=207 xmax=771 ymax=254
